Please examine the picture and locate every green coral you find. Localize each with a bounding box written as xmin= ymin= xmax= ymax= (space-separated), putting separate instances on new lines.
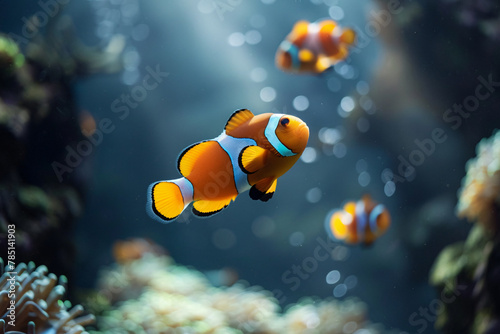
xmin=0 ymin=36 xmax=25 ymax=71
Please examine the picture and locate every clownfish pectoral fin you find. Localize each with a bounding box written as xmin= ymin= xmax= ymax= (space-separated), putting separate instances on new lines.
xmin=177 ymin=141 xmax=218 ymax=177
xmin=238 ymin=145 xmax=268 ymax=174
xmin=192 ymin=197 xmax=234 ymax=217
xmin=298 ymin=49 xmax=315 ymax=63
xmin=224 ymin=109 xmax=254 ymax=135
xmin=249 ymin=177 xmax=276 ymax=202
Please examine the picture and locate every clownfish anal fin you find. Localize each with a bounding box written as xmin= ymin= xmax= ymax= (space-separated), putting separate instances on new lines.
xmin=262 ymin=179 xmax=277 ymax=201
xmin=315 ymin=56 xmax=333 ymax=74
xmin=239 ymin=145 xmax=268 ymax=174
xmin=192 ymin=197 xmax=234 ymax=217
xmin=225 ymin=109 xmax=254 ymax=135
xmin=177 ymin=141 xmax=217 ymax=177
xmin=249 ymin=177 xmax=277 ymax=202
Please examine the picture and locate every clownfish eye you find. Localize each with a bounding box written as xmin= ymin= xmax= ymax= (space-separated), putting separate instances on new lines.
xmin=280 ymin=118 xmax=290 ymax=126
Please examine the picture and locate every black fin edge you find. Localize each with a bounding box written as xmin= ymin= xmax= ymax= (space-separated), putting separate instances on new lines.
xmin=249 ymin=185 xmax=273 ymax=202
xmin=224 ymin=108 xmax=251 ymax=131
xmin=177 ymin=141 xmax=208 ymax=175
xmin=151 ymin=183 xmax=178 ymax=221
xmin=192 ymin=204 xmax=228 ymax=217
xmin=238 ymin=146 xmax=256 ymax=174
xmin=260 ymin=191 xmax=274 ymax=202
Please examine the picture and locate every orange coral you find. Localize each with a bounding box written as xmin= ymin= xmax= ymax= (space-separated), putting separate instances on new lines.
xmin=112 ymin=238 xmax=166 ymax=263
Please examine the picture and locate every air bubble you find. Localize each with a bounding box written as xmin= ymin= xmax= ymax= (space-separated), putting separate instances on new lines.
xmin=289 ymin=231 xmax=305 ymax=246
xmin=293 ymin=95 xmax=309 ymax=111
xmin=260 ymin=87 xmax=276 ymax=102
xmin=228 ymin=32 xmax=245 ymax=47
xmin=301 ymin=147 xmax=317 ymax=163
xmin=326 ymin=270 xmax=341 ymax=284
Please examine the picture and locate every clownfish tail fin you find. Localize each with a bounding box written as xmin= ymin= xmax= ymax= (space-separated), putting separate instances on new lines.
xmin=340 ymin=28 xmax=356 ymax=45
xmin=146 ymin=177 xmax=194 ymax=223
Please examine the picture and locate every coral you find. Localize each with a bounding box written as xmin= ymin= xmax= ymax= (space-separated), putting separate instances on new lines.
xmin=112 ymin=238 xmax=166 ymax=264
xmin=0 ymin=258 xmax=94 ymax=334
xmin=430 ymin=131 xmax=500 ymax=334
xmin=282 ymin=298 xmax=377 ymax=334
xmin=456 ymin=129 xmax=500 ymax=235
xmin=87 ymin=247 xmax=384 ymax=334
xmin=0 ymin=37 xmax=24 ymax=82
xmin=429 ymin=224 xmax=500 ymax=334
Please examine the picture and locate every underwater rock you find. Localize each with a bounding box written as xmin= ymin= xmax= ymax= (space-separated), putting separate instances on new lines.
xmin=0 ymin=258 xmax=94 ymax=334
xmin=0 ymin=6 xmax=124 ymax=281
xmin=87 ymin=245 xmax=385 ymax=334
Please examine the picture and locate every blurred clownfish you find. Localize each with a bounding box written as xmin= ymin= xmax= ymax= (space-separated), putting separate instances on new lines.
xmin=147 ymin=109 xmax=309 ymax=222
xmin=324 ymin=195 xmax=390 ymax=246
xmin=276 ymin=19 xmax=356 ymax=74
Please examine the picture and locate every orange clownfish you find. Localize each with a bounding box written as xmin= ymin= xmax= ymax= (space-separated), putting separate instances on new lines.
xmin=324 ymin=195 xmax=390 ymax=246
xmin=147 ymin=109 xmax=309 ymax=222
xmin=276 ymin=19 xmax=356 ymax=74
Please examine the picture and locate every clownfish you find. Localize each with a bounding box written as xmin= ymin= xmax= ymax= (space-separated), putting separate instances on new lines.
xmin=324 ymin=195 xmax=390 ymax=246
xmin=276 ymin=19 xmax=356 ymax=74
xmin=147 ymin=109 xmax=309 ymax=222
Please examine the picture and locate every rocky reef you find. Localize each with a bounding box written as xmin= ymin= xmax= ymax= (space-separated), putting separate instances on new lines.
xmin=0 ymin=11 xmax=124 ymax=280
xmin=0 ymin=258 xmax=94 ymax=334
xmin=430 ymin=129 xmax=500 ymax=334
xmin=85 ymin=239 xmax=385 ymax=334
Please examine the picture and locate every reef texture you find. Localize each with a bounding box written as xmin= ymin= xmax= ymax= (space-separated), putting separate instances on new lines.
xmin=0 ymin=258 xmax=95 ymax=334
xmin=430 ymin=130 xmax=500 ymax=334
xmin=456 ymin=129 xmax=500 ymax=235
xmin=0 ymin=10 xmax=123 ymax=280
xmin=86 ymin=244 xmax=384 ymax=334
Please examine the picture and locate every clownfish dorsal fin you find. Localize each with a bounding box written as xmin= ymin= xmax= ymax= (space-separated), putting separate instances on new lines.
xmin=177 ymin=141 xmax=218 ymax=177
xmin=225 ymin=109 xmax=254 ymax=135
xmin=249 ymin=177 xmax=277 ymax=202
xmin=238 ymin=145 xmax=268 ymax=174
xmin=290 ymin=21 xmax=310 ymax=46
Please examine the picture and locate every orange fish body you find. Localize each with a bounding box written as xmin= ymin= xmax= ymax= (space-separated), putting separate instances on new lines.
xmin=325 ymin=195 xmax=390 ymax=246
xmin=147 ymin=109 xmax=309 ymax=222
xmin=276 ymin=20 xmax=356 ymax=74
